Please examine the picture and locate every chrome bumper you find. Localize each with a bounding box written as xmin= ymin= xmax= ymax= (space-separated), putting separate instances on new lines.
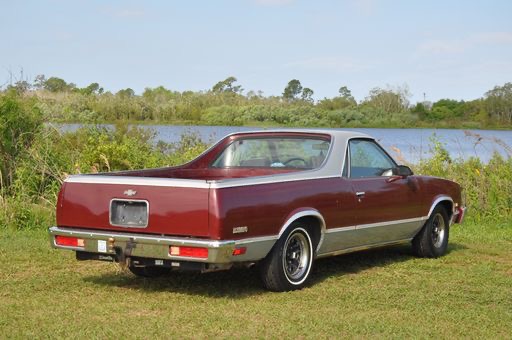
xmin=48 ymin=226 xmax=236 ymax=264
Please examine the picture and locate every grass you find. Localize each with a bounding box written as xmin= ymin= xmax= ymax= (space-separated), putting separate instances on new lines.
xmin=1 ymin=220 xmax=511 ymax=338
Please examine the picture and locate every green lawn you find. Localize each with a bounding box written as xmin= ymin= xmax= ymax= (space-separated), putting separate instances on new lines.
xmin=1 ymin=221 xmax=511 ymax=338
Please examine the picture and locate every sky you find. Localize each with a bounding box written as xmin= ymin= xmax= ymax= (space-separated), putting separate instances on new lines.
xmin=1 ymin=0 xmax=511 ymax=103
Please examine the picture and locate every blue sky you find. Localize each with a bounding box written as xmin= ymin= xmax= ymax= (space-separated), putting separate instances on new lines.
xmin=1 ymin=0 xmax=511 ymax=102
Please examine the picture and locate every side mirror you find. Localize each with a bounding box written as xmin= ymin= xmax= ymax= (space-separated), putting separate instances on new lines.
xmin=393 ymin=165 xmax=413 ymax=177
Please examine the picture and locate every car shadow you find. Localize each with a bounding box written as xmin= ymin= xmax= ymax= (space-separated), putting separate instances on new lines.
xmin=83 ymin=242 xmax=467 ymax=298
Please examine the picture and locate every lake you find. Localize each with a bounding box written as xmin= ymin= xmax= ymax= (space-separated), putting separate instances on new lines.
xmin=52 ymin=124 xmax=512 ymax=164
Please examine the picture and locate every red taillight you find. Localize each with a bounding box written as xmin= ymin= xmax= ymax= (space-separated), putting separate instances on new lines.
xmin=169 ymin=246 xmax=208 ymax=258
xmin=232 ymin=247 xmax=247 ymax=256
xmin=55 ymin=235 xmax=85 ymax=247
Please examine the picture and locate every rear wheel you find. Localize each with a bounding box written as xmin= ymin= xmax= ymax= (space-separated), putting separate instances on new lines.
xmin=259 ymin=222 xmax=314 ymax=291
xmin=412 ymin=205 xmax=450 ymax=258
xmin=128 ymin=265 xmax=171 ymax=278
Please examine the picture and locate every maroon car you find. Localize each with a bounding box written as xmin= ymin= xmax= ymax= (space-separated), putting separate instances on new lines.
xmin=49 ymin=130 xmax=465 ymax=291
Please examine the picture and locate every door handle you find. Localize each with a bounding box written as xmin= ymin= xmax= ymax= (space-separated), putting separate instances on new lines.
xmin=356 ymin=191 xmax=365 ymax=197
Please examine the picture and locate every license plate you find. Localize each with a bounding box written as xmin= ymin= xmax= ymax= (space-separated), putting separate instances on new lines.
xmin=110 ymin=199 xmax=149 ymax=228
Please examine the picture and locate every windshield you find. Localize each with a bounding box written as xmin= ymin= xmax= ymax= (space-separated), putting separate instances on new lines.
xmin=211 ymin=137 xmax=330 ymax=169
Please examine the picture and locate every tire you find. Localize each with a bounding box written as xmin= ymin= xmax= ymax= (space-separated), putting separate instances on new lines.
xmin=259 ymin=223 xmax=314 ymax=292
xmin=412 ymin=205 xmax=450 ymax=258
xmin=128 ymin=265 xmax=171 ymax=278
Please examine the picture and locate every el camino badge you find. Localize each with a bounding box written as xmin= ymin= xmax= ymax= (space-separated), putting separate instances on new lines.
xmin=233 ymin=226 xmax=248 ymax=234
xmin=123 ymin=189 xmax=137 ymax=196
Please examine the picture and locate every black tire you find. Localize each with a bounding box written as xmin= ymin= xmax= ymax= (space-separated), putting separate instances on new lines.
xmin=412 ymin=205 xmax=450 ymax=258
xmin=259 ymin=222 xmax=314 ymax=292
xmin=128 ymin=265 xmax=171 ymax=278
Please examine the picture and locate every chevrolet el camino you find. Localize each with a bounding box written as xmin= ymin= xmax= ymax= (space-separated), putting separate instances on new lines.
xmin=49 ymin=130 xmax=465 ymax=291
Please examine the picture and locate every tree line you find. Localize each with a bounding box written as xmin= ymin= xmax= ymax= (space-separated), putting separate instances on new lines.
xmin=2 ymin=74 xmax=512 ymax=128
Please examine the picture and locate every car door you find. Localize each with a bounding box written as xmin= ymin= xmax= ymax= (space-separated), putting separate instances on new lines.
xmin=345 ymin=138 xmax=423 ymax=245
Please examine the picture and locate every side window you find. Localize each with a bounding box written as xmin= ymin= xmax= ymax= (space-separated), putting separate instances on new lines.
xmin=349 ymin=139 xmax=396 ymax=178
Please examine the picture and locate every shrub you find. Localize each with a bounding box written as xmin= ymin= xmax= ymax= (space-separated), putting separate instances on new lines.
xmin=415 ymin=139 xmax=511 ymax=222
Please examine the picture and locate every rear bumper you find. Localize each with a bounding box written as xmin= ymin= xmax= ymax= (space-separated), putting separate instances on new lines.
xmin=49 ymin=226 xmax=236 ymax=264
xmin=49 ymin=226 xmax=277 ymax=265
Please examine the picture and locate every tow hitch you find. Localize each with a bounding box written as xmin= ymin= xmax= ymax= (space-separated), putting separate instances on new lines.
xmin=114 ymin=238 xmax=137 ymax=268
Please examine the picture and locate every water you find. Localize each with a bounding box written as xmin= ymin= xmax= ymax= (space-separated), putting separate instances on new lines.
xmin=52 ymin=123 xmax=512 ymax=164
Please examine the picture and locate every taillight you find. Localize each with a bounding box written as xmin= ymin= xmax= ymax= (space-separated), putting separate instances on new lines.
xmin=169 ymin=246 xmax=208 ymax=258
xmin=55 ymin=235 xmax=85 ymax=247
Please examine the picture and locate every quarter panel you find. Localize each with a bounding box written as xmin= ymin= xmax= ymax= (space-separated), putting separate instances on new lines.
xmin=212 ymin=177 xmax=357 ymax=241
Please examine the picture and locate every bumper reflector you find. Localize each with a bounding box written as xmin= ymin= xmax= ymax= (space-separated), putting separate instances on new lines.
xmin=169 ymin=246 xmax=208 ymax=258
xmin=55 ymin=235 xmax=85 ymax=248
xmin=454 ymin=207 xmax=466 ymax=224
xmin=232 ymin=247 xmax=247 ymax=256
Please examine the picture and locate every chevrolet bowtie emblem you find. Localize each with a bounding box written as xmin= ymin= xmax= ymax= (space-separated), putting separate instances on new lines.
xmin=123 ymin=189 xmax=137 ymax=196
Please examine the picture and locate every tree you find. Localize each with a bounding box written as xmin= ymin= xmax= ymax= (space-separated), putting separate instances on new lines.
xmin=301 ymin=87 xmax=314 ymax=103
xmin=7 ymin=80 xmax=31 ymax=93
xmin=33 ymin=74 xmax=47 ymax=90
xmin=116 ymin=88 xmax=135 ymax=98
xmin=44 ymin=77 xmax=71 ymax=92
xmin=363 ymin=85 xmax=411 ymax=113
xmin=428 ymin=99 xmax=465 ymax=120
xmin=212 ymin=76 xmax=242 ymax=94
xmin=485 ymin=82 xmax=512 ymax=123
xmin=338 ymin=86 xmax=355 ymax=102
xmin=283 ymin=79 xmax=303 ymax=101
xmin=79 ymin=82 xmax=104 ymax=95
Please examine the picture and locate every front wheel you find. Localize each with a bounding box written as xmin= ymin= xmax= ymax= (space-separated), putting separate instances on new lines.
xmin=259 ymin=223 xmax=314 ymax=291
xmin=412 ymin=205 xmax=450 ymax=258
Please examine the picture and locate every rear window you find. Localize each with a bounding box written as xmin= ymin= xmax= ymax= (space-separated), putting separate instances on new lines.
xmin=211 ymin=137 xmax=330 ymax=169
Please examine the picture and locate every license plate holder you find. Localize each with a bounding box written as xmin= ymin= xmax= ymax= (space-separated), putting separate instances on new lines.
xmin=110 ymin=199 xmax=149 ymax=228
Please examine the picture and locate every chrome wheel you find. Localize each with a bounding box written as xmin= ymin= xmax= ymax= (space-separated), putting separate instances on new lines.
xmin=431 ymin=213 xmax=446 ymax=248
xmin=282 ymin=230 xmax=311 ymax=283
xmin=259 ymin=223 xmax=315 ymax=291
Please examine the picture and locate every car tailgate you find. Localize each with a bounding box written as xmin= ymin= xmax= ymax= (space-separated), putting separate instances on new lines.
xmin=56 ymin=176 xmax=211 ymax=237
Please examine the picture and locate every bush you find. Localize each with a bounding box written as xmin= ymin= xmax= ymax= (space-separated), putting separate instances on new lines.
xmin=415 ymin=139 xmax=511 ymax=222
xmin=1 ymin=123 xmax=208 ymax=230
xmin=0 ymin=92 xmax=43 ymax=195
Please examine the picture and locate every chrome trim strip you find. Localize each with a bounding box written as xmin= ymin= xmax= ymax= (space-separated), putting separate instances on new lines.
xmin=235 ymin=235 xmax=278 ymax=245
xmin=325 ymin=225 xmax=356 ymax=233
xmin=65 ymin=173 xmax=343 ymax=189
xmin=326 ymin=217 xmax=427 ymax=233
xmin=356 ymin=217 xmax=426 ymax=230
xmin=317 ymin=238 xmax=412 ymax=258
xmin=49 ymin=226 xmax=232 ymax=247
xmin=210 ymin=175 xmax=340 ymax=189
xmin=65 ymin=175 xmax=211 ymax=189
